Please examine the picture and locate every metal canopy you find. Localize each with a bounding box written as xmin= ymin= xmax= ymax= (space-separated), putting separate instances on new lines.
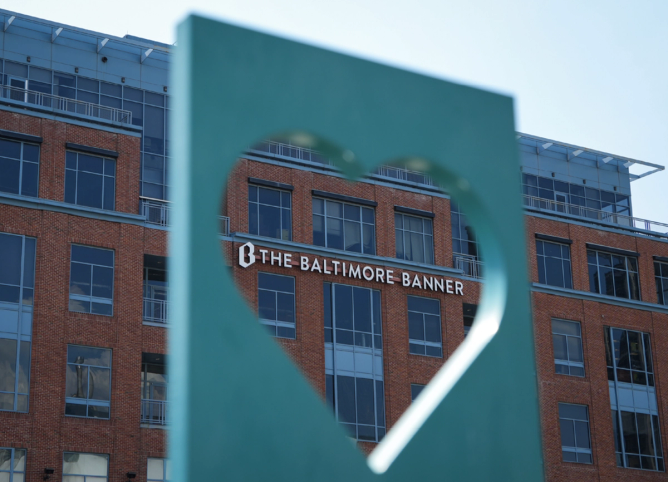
xmin=171 ymin=14 xmax=543 ymax=482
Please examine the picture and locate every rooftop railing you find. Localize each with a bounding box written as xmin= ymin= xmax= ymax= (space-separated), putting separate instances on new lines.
xmin=141 ymin=198 xmax=170 ymax=227
xmin=141 ymin=399 xmax=168 ymax=425
xmin=1 ymin=85 xmax=133 ymax=124
xmin=143 ymin=297 xmax=168 ymax=324
xmin=523 ymin=194 xmax=668 ymax=235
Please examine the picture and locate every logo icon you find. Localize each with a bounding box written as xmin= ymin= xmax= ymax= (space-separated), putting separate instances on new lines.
xmin=238 ymin=242 xmax=256 ymax=268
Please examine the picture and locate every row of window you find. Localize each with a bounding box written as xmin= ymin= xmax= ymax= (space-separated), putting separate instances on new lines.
xmin=0 ymin=449 xmax=169 ymax=482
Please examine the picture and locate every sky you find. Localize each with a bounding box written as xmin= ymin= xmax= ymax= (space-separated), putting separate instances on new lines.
xmin=9 ymin=0 xmax=668 ymax=225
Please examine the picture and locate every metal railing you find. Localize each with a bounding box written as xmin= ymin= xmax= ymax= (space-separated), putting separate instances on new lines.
xmin=220 ymin=216 xmax=230 ymax=235
xmin=141 ymin=198 xmax=170 ymax=226
xmin=374 ymin=165 xmax=434 ymax=186
xmin=143 ymin=298 xmax=168 ymax=324
xmin=249 ymin=140 xmax=330 ymax=164
xmin=454 ymin=254 xmax=484 ymax=279
xmin=2 ymin=85 xmax=133 ymax=124
xmin=523 ymin=194 xmax=668 ymax=234
xmin=141 ymin=399 xmax=168 ymax=425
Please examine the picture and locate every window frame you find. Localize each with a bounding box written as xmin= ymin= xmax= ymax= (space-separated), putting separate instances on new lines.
xmin=62 ymin=452 xmax=109 ymax=482
xmin=312 ymin=197 xmax=375 ymax=254
xmin=68 ymin=244 xmax=114 ymax=316
xmin=248 ymin=184 xmax=292 ymax=241
xmin=64 ymin=150 xmax=116 ymax=211
xmin=65 ymin=345 xmax=112 ymax=420
xmin=536 ymin=240 xmax=573 ymax=289
xmin=147 ymin=457 xmax=171 ymax=482
xmin=0 ymin=137 xmax=40 ymax=197
xmin=411 ymin=384 xmax=425 ymax=402
xmin=407 ymin=295 xmax=443 ymax=358
xmin=655 ymin=261 xmax=668 ymax=306
xmin=257 ymin=272 xmax=296 ymax=339
xmin=394 ymin=212 xmax=434 ymax=265
xmin=558 ymin=403 xmax=592 ymax=464
xmin=551 ymin=319 xmax=584 ymax=377
xmin=587 ymin=249 xmax=640 ymax=301
xmin=0 ymin=447 xmax=26 ymax=482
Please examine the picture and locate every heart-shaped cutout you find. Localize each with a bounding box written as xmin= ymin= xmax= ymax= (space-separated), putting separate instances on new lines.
xmin=170 ymin=15 xmax=543 ymax=482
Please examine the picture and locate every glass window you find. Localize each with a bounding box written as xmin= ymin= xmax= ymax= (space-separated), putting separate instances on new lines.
xmin=411 ymin=384 xmax=425 ymax=402
xmin=559 ymin=403 xmax=592 ymax=464
xmin=0 ymin=138 xmax=40 ymax=197
xmin=258 ymin=273 xmax=295 ymax=339
xmin=327 ymin=374 xmax=386 ymax=442
xmin=142 ymin=354 xmax=168 ymax=425
xmin=451 ymin=200 xmax=480 ymax=264
xmin=552 ymin=319 xmax=584 ymax=377
xmin=0 ymin=448 xmax=26 ymax=482
xmin=64 ymin=151 xmax=115 ymax=211
xmin=326 ymin=284 xmax=382 ymax=350
xmin=69 ymin=245 xmax=114 ymax=316
xmin=463 ymin=303 xmax=477 ymax=337
xmin=63 ymin=453 xmax=109 ymax=482
xmin=588 ymin=250 xmax=640 ymax=300
xmin=612 ymin=410 xmax=664 ymax=471
xmin=147 ymin=458 xmax=171 ymax=482
xmin=143 ymin=255 xmax=168 ymax=324
xmin=0 ymin=233 xmax=36 ymax=413
xmin=407 ymin=296 xmax=442 ymax=357
xmin=248 ymin=185 xmax=291 ymax=241
xmin=65 ymin=346 xmax=111 ymax=419
xmin=536 ymin=240 xmax=572 ymax=289
xmin=395 ymin=212 xmax=434 ymax=264
xmin=655 ymin=261 xmax=668 ymax=306
xmin=313 ymin=198 xmax=375 ymax=254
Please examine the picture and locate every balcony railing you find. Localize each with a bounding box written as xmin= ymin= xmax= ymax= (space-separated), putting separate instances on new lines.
xmin=143 ymin=298 xmax=168 ymax=324
xmin=249 ymin=140 xmax=330 ymax=165
xmin=220 ymin=216 xmax=230 ymax=235
xmin=523 ymin=194 xmax=668 ymax=235
xmin=454 ymin=254 xmax=484 ymax=279
xmin=141 ymin=198 xmax=170 ymax=227
xmin=374 ymin=165 xmax=434 ymax=186
xmin=141 ymin=399 xmax=168 ymax=425
xmin=2 ymin=85 xmax=133 ymax=124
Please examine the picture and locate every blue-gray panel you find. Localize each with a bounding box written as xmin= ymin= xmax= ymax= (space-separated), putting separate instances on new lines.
xmin=518 ymin=143 xmax=537 ymax=155
xmin=519 ymin=150 xmax=538 ymax=169
xmin=140 ymin=64 xmax=169 ymax=87
xmin=522 ymin=166 xmax=539 ymax=176
xmin=7 ymin=24 xmax=51 ymax=42
xmin=100 ymin=45 xmax=139 ymax=63
xmin=570 ymin=162 xmax=599 ymax=182
xmin=619 ymin=176 xmax=631 ymax=193
xmin=599 ymin=169 xmax=620 ymax=186
xmin=599 ymin=161 xmax=617 ymax=172
xmin=122 ymin=75 xmax=141 ymax=89
xmin=599 ymin=182 xmax=617 ymax=194
xmin=107 ymin=57 xmax=141 ymax=83
xmin=0 ymin=33 xmax=4 ymax=51
xmin=53 ymin=42 xmax=97 ymax=70
xmin=24 ymin=56 xmax=51 ymax=70
xmin=52 ymin=61 xmax=78 ymax=75
xmin=100 ymin=72 xmax=125 ymax=86
xmin=537 ymin=156 xmax=569 ymax=176
xmin=552 ymin=172 xmax=571 ymax=183
xmin=3 ymin=50 xmax=29 ymax=64
xmin=539 ymin=148 xmax=567 ymax=162
xmin=140 ymin=80 xmax=165 ymax=94
xmin=570 ymin=155 xmax=597 ymax=168
xmin=76 ymin=67 xmax=98 ymax=81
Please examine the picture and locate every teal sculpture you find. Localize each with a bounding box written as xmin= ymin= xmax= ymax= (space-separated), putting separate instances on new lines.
xmin=171 ymin=14 xmax=544 ymax=481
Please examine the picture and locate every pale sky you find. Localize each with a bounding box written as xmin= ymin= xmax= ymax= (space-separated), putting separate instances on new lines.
xmin=9 ymin=0 xmax=668 ymax=227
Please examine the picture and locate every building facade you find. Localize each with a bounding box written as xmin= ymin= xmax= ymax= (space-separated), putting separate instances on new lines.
xmin=1 ymin=8 xmax=668 ymax=482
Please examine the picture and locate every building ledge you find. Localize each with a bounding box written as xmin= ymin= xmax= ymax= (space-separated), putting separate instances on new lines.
xmin=531 ymin=283 xmax=668 ymax=314
xmin=140 ymin=424 xmax=168 ymax=430
xmin=143 ymin=321 xmax=168 ymax=328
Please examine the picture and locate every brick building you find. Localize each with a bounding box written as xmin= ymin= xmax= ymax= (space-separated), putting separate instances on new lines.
xmin=1 ymin=8 xmax=668 ymax=482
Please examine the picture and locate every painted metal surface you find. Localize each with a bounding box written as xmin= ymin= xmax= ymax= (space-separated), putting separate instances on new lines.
xmin=171 ymin=14 xmax=544 ymax=481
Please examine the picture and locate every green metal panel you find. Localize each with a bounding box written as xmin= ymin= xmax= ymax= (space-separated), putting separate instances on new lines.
xmin=171 ymin=15 xmax=544 ymax=481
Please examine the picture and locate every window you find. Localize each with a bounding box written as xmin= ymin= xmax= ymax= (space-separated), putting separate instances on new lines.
xmin=147 ymin=458 xmax=171 ymax=482
xmin=0 ymin=233 xmax=36 ymax=412
xmin=64 ymin=151 xmax=115 ymax=210
xmin=248 ymin=185 xmax=291 ymax=240
xmin=326 ymin=374 xmax=386 ymax=442
xmin=313 ymin=198 xmax=375 ymax=254
xmin=69 ymin=245 xmax=114 ymax=315
xmin=605 ymin=327 xmax=664 ymax=471
xmin=655 ymin=261 xmax=668 ymax=305
xmin=142 ymin=353 xmax=168 ymax=425
xmin=63 ymin=453 xmax=108 ymax=482
xmin=407 ymin=296 xmax=442 ymax=357
xmin=559 ymin=403 xmax=592 ymax=464
xmin=536 ymin=240 xmax=572 ymax=289
xmin=324 ymin=284 xmax=382 ymax=349
xmin=588 ymin=250 xmax=640 ymax=300
xmin=324 ymin=283 xmax=385 ymax=442
xmin=0 ymin=448 xmax=26 ymax=482
xmin=0 ymin=138 xmax=39 ymax=197
xmin=258 ymin=273 xmax=295 ymax=339
xmin=65 ymin=345 xmax=111 ymax=419
xmin=143 ymin=255 xmax=168 ymax=323
xmin=451 ymin=201 xmax=481 ymax=277
xmin=411 ymin=384 xmax=425 ymax=402
xmin=463 ymin=303 xmax=477 ymax=336
xmin=552 ymin=320 xmax=584 ymax=377
xmin=395 ymin=213 xmax=434 ymax=264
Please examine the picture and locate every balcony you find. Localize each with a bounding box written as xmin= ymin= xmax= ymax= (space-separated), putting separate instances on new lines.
xmin=141 ymin=399 xmax=168 ymax=425
xmin=1 ymin=85 xmax=133 ymax=125
xmin=140 ymin=197 xmax=231 ymax=234
xmin=523 ymin=194 xmax=668 ymax=235
xmin=454 ymin=254 xmax=484 ymax=279
xmin=143 ymin=298 xmax=168 ymax=324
